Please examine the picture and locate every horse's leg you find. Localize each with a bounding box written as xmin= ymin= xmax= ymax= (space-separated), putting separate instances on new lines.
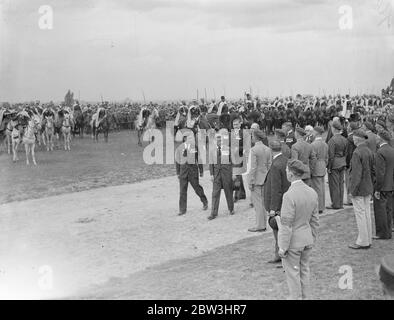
xmin=25 ymin=144 xmax=29 ymax=165
xmin=104 ymin=130 xmax=108 ymax=143
xmin=46 ymin=133 xmax=49 ymax=151
xmin=7 ymin=135 xmax=10 ymax=154
xmin=32 ymin=143 xmax=37 ymax=165
xmin=67 ymin=132 xmax=71 ymax=150
xmin=63 ymin=130 xmax=67 ymax=150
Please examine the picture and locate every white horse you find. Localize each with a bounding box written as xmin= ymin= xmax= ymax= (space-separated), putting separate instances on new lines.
xmin=61 ymin=112 xmax=72 ymax=151
xmin=10 ymin=120 xmax=21 ymax=162
xmin=136 ymin=107 xmax=159 ymax=146
xmin=45 ymin=115 xmax=55 ymax=151
xmin=23 ymin=118 xmax=38 ymax=165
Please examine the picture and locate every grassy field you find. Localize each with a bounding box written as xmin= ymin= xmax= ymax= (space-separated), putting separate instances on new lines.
xmin=0 ymin=129 xmax=176 ymax=204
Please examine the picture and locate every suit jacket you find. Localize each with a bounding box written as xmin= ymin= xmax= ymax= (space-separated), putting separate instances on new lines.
xmin=346 ymin=133 xmax=356 ymax=168
xmin=291 ymin=139 xmax=316 ymax=179
xmin=278 ymin=180 xmax=319 ymax=251
xmin=349 ymin=143 xmax=375 ymax=197
xmin=175 ymin=142 xmax=203 ymax=177
xmin=264 ymin=154 xmax=290 ymax=212
xmin=365 ymin=131 xmax=377 ymax=153
xmin=327 ymin=133 xmax=348 ymax=170
xmin=375 ymin=143 xmax=394 ymax=192
xmin=280 ymin=141 xmax=291 ymax=159
xmin=247 ymin=141 xmax=272 ymax=186
xmin=209 ymin=142 xmax=233 ymax=178
xmin=310 ymin=138 xmax=328 ymax=177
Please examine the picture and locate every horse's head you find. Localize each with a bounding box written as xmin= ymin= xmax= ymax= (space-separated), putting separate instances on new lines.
xmin=45 ymin=115 xmax=54 ymax=128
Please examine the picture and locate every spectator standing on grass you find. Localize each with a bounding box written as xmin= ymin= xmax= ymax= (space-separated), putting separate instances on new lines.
xmin=344 ymin=122 xmax=359 ymax=206
xmin=348 ymin=129 xmax=375 ymax=250
xmin=278 ymin=159 xmax=319 ymax=300
xmin=327 ymin=120 xmax=348 ymax=210
xmin=373 ymin=130 xmax=394 ymax=240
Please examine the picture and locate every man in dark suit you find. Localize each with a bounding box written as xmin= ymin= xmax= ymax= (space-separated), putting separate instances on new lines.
xmin=275 ymin=129 xmax=291 ymax=159
xmin=327 ymin=121 xmax=348 ymax=209
xmin=290 ymin=127 xmax=316 ymax=186
xmin=264 ymin=140 xmax=290 ymax=264
xmin=208 ymin=128 xmax=234 ymax=220
xmin=373 ymin=130 xmax=394 ymax=240
xmin=348 ymin=129 xmax=375 ymax=249
xmin=282 ymin=122 xmax=296 ymax=149
xmin=345 ymin=122 xmax=359 ymax=206
xmin=175 ymin=131 xmax=208 ymax=216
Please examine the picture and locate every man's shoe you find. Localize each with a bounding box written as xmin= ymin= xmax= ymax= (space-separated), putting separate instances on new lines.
xmin=348 ymin=243 xmax=371 ymax=250
xmin=248 ymin=227 xmax=267 ymax=232
xmin=177 ymin=212 xmax=186 ymax=216
xmin=202 ymin=202 xmax=208 ymax=211
xmin=249 ymin=203 xmax=254 ymax=208
xmin=207 ymin=215 xmax=217 ymax=220
xmin=344 ymin=202 xmax=353 ymax=206
xmin=267 ymin=258 xmax=281 ymax=264
xmin=372 ymin=236 xmax=389 ymax=240
xmin=229 ymin=210 xmax=235 ymax=215
xmin=318 ymin=210 xmax=323 ymax=214
xmin=326 ymin=206 xmax=343 ymax=210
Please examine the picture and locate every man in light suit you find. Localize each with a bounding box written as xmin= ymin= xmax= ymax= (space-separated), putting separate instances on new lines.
xmin=264 ymin=140 xmax=290 ymax=264
xmin=290 ymin=127 xmax=316 ymax=186
xmin=278 ymin=159 xmax=319 ymax=300
xmin=247 ymin=129 xmax=272 ymax=232
xmin=310 ymin=126 xmax=328 ymax=214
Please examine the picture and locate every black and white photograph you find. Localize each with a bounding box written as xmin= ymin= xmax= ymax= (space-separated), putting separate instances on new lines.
xmin=1 ymin=0 xmax=394 ymax=302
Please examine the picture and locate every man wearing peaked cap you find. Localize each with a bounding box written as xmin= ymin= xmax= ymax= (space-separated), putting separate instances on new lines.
xmin=373 ymin=130 xmax=394 ymax=240
xmin=275 ymin=129 xmax=291 ymax=159
xmin=264 ymin=139 xmax=290 ymax=264
xmin=278 ymin=159 xmax=319 ymax=299
xmin=310 ymin=126 xmax=329 ymax=214
xmin=327 ymin=119 xmax=348 ymax=210
xmin=379 ymin=254 xmax=394 ymax=298
xmin=348 ymin=129 xmax=375 ymax=249
xmin=290 ymin=126 xmax=316 ymax=186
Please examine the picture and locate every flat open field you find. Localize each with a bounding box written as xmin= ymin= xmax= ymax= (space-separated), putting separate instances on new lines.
xmin=0 ymin=129 xmax=392 ymax=299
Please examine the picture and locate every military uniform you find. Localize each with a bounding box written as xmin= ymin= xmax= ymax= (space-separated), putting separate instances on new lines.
xmin=175 ymin=139 xmax=208 ymax=215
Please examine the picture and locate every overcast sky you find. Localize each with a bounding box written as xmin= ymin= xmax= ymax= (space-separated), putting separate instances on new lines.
xmin=0 ymin=0 xmax=393 ymax=102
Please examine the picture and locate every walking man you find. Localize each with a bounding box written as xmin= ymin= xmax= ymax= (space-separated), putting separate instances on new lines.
xmin=310 ymin=126 xmax=328 ymax=214
xmin=278 ymin=159 xmax=319 ymax=300
xmin=327 ymin=121 xmax=348 ymax=209
xmin=208 ymin=128 xmax=234 ymax=220
xmin=175 ymin=131 xmax=208 ymax=216
xmin=373 ymin=130 xmax=394 ymax=240
xmin=348 ymin=129 xmax=375 ymax=249
xmin=264 ymin=140 xmax=290 ymax=264
xmin=247 ymin=129 xmax=272 ymax=232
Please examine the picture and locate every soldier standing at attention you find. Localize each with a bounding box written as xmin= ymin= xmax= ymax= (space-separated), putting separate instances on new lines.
xmin=327 ymin=120 xmax=348 ymax=210
xmin=175 ymin=131 xmax=208 ymax=216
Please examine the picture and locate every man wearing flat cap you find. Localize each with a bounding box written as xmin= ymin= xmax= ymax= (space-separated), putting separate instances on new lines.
xmin=264 ymin=139 xmax=290 ymax=263
xmin=379 ymin=254 xmax=394 ymax=298
xmin=310 ymin=127 xmax=328 ymax=213
xmin=290 ymin=127 xmax=316 ymax=186
xmin=278 ymin=159 xmax=319 ymax=300
xmin=373 ymin=130 xmax=394 ymax=240
xmin=348 ymin=129 xmax=375 ymax=249
xmin=327 ymin=120 xmax=348 ymax=210
xmin=247 ymin=129 xmax=272 ymax=232
xmin=362 ymin=122 xmax=377 ymax=153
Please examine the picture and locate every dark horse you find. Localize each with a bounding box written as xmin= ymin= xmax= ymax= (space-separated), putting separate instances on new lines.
xmin=92 ymin=109 xmax=110 ymax=142
xmin=73 ymin=106 xmax=85 ymax=138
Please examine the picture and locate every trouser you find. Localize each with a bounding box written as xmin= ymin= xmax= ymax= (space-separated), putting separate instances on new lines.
xmin=344 ymin=168 xmax=352 ymax=204
xmin=352 ymin=195 xmax=373 ymax=246
xmin=179 ymin=171 xmax=207 ymax=214
xmin=328 ymin=167 xmax=345 ymax=208
xmin=373 ymin=191 xmax=393 ymax=239
xmin=251 ymin=185 xmax=267 ymax=229
xmin=211 ymin=172 xmax=234 ymax=217
xmin=268 ymin=216 xmax=279 ymax=260
xmin=242 ymin=172 xmax=253 ymax=206
xmin=310 ymin=176 xmax=325 ymax=212
xmin=282 ymin=246 xmax=313 ymax=300
xmin=233 ymin=175 xmax=246 ymax=201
